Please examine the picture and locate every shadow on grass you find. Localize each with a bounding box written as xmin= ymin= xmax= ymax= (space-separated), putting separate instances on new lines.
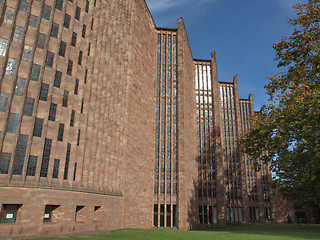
xmin=194 ymin=223 xmax=320 ymax=239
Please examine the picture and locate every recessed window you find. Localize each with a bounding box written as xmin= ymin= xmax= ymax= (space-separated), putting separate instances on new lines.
xmin=84 ymin=69 xmax=88 ymax=83
xmin=87 ymin=43 xmax=91 ymax=56
xmin=0 ymin=93 xmax=9 ymax=112
xmin=0 ymin=38 xmax=8 ymax=56
xmin=4 ymin=7 xmax=15 ymax=24
xmin=7 ymin=113 xmax=19 ymax=133
xmin=20 ymin=0 xmax=30 ymax=12
xmin=77 ymin=129 xmax=80 ymax=146
xmin=63 ymin=143 xmax=71 ymax=179
xmin=63 ymin=13 xmax=71 ymax=28
xmin=71 ymin=32 xmax=77 ymax=47
xmin=78 ymin=51 xmax=82 ymax=65
xmin=62 ymin=90 xmax=68 ymax=107
xmin=57 ymin=123 xmax=64 ymax=141
xmin=91 ymin=18 xmax=94 ymax=30
xmin=80 ymin=98 xmax=84 ymax=113
xmin=1 ymin=204 xmax=21 ymax=223
xmin=54 ymin=70 xmax=62 ymax=88
xmin=30 ymin=64 xmax=41 ymax=81
xmin=5 ymin=58 xmax=17 ymax=76
xmin=40 ymin=138 xmax=52 ymax=177
xmin=85 ymin=0 xmax=89 ymax=12
xmin=22 ymin=45 xmax=33 ymax=62
xmin=26 ymin=155 xmax=38 ymax=176
xmin=37 ymin=33 xmax=46 ymax=49
xmin=55 ymin=0 xmax=63 ymax=10
xmin=75 ymin=6 xmax=81 ymax=20
xmin=59 ymin=41 xmax=66 ymax=57
xmin=73 ymin=163 xmax=77 ymax=181
xmin=74 ymin=79 xmax=79 ymax=95
xmin=67 ymin=60 xmax=73 ymax=76
xmin=44 ymin=205 xmax=59 ymax=222
xmin=0 ymin=153 xmax=11 ymax=174
xmin=52 ymin=159 xmax=60 ymax=178
xmin=42 ymin=4 xmax=51 ymax=20
xmin=70 ymin=110 xmax=75 ymax=127
xmin=48 ymin=103 xmax=57 ymax=121
xmin=50 ymin=22 xmax=59 ymax=38
xmin=13 ymin=134 xmax=29 ymax=175
xmin=39 ymin=83 xmax=49 ymax=101
xmin=13 ymin=26 xmax=24 ymax=43
xmin=45 ymin=51 xmax=54 ymax=67
xmin=82 ymin=24 xmax=86 ymax=38
xmin=75 ymin=206 xmax=86 ymax=222
xmin=33 ymin=117 xmax=44 ymax=137
xmin=24 ymin=98 xmax=35 ymax=116
xmin=28 ymin=15 xmax=38 ymax=31
xmin=15 ymin=78 xmax=26 ymax=96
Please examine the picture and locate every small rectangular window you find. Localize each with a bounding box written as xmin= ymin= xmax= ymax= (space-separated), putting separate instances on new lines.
xmin=0 ymin=38 xmax=8 ymax=56
xmin=26 ymin=155 xmax=38 ymax=176
xmin=75 ymin=6 xmax=81 ymax=20
xmin=40 ymin=138 xmax=52 ymax=177
xmin=78 ymin=50 xmax=82 ymax=65
xmin=5 ymin=58 xmax=17 ymax=76
xmin=39 ymin=83 xmax=49 ymax=101
xmin=0 ymin=93 xmax=9 ymax=112
xmin=20 ymin=0 xmax=30 ymax=12
xmin=57 ymin=123 xmax=64 ymax=141
xmin=7 ymin=113 xmax=19 ymax=133
xmin=15 ymin=78 xmax=26 ymax=96
xmin=63 ymin=13 xmax=71 ymax=28
xmin=0 ymin=153 xmax=11 ymax=174
xmin=70 ymin=110 xmax=75 ymax=127
xmin=13 ymin=134 xmax=29 ymax=175
xmin=67 ymin=60 xmax=73 ymax=75
xmin=46 ymin=51 xmax=54 ymax=67
xmin=48 ymin=103 xmax=57 ymax=121
xmin=59 ymin=41 xmax=66 ymax=57
xmin=42 ymin=4 xmax=51 ymax=20
xmin=33 ymin=118 xmax=44 ymax=137
xmin=82 ymin=24 xmax=86 ymax=38
xmin=22 ymin=45 xmax=33 ymax=62
xmin=74 ymin=79 xmax=79 ymax=95
xmin=54 ymin=70 xmax=62 ymax=88
xmin=1 ymin=204 xmax=20 ymax=223
xmin=50 ymin=22 xmax=59 ymax=38
xmin=71 ymin=32 xmax=77 ymax=46
xmin=13 ymin=26 xmax=24 ymax=43
xmin=30 ymin=64 xmax=41 ymax=81
xmin=55 ymin=0 xmax=63 ymax=10
xmin=24 ymin=98 xmax=35 ymax=116
xmin=28 ymin=15 xmax=38 ymax=31
xmin=62 ymin=90 xmax=68 ymax=107
xmin=37 ymin=33 xmax=46 ymax=49
xmin=52 ymin=159 xmax=60 ymax=178
xmin=4 ymin=7 xmax=15 ymax=24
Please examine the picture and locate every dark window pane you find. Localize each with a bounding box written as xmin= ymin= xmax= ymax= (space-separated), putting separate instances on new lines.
xmin=82 ymin=24 xmax=86 ymax=38
xmin=13 ymin=134 xmax=29 ymax=175
xmin=85 ymin=0 xmax=89 ymax=12
xmin=28 ymin=15 xmax=38 ymax=30
xmin=78 ymin=51 xmax=82 ymax=65
xmin=39 ymin=83 xmax=49 ymax=101
xmin=0 ymin=153 xmax=12 ymax=174
xmin=74 ymin=79 xmax=79 ymax=95
xmin=0 ymin=93 xmax=9 ymax=112
xmin=33 ymin=118 xmax=44 ymax=137
xmin=37 ymin=33 xmax=46 ymax=49
xmin=73 ymin=162 xmax=77 ymax=181
xmin=84 ymin=68 xmax=87 ymax=83
xmin=71 ymin=32 xmax=77 ymax=46
xmin=80 ymin=98 xmax=84 ymax=113
xmin=40 ymin=138 xmax=52 ymax=177
xmin=50 ymin=22 xmax=59 ymax=38
xmin=59 ymin=41 xmax=66 ymax=57
xmin=54 ymin=70 xmax=62 ymax=88
xmin=48 ymin=103 xmax=57 ymax=121
xmin=26 ymin=155 xmax=37 ymax=176
xmin=77 ymin=129 xmax=80 ymax=146
xmin=63 ymin=143 xmax=71 ymax=179
xmin=67 ymin=60 xmax=73 ymax=75
xmin=87 ymin=43 xmax=91 ymax=56
xmin=63 ymin=13 xmax=71 ymax=28
xmin=30 ymin=64 xmax=41 ymax=81
xmin=20 ymin=0 xmax=30 ymax=12
xmin=24 ymin=98 xmax=34 ymax=116
xmin=13 ymin=26 xmax=24 ymax=43
xmin=22 ymin=45 xmax=33 ymax=62
xmin=42 ymin=4 xmax=51 ymax=20
xmin=57 ymin=123 xmax=64 ymax=141
xmin=46 ymin=51 xmax=54 ymax=67
xmin=7 ymin=113 xmax=19 ymax=133
xmin=52 ymin=159 xmax=60 ymax=178
xmin=91 ymin=18 xmax=94 ymax=30
xmin=55 ymin=0 xmax=63 ymax=10
xmin=75 ymin=6 xmax=80 ymax=20
xmin=70 ymin=110 xmax=75 ymax=127
xmin=62 ymin=90 xmax=68 ymax=107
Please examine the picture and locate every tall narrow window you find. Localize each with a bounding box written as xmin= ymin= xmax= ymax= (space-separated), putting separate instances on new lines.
xmin=80 ymin=98 xmax=84 ymax=113
xmin=62 ymin=90 xmax=68 ymax=107
xmin=87 ymin=43 xmax=91 ymax=56
xmin=13 ymin=26 xmax=24 ymax=43
xmin=77 ymin=129 xmax=80 ymax=146
xmin=59 ymin=41 xmax=66 ymax=57
xmin=0 ymin=38 xmax=8 ymax=56
xmin=78 ymin=50 xmax=82 ymax=65
xmin=30 ymin=64 xmax=41 ymax=81
xmin=63 ymin=143 xmax=71 ymax=179
xmin=37 ymin=33 xmax=46 ymax=49
xmin=42 ymin=4 xmax=51 ymax=20
xmin=20 ymin=0 xmax=30 ymax=12
xmin=33 ymin=118 xmax=44 ymax=137
xmin=26 ymin=155 xmax=37 ymax=176
xmin=7 ymin=114 xmax=19 ymax=133
xmin=54 ymin=70 xmax=62 ymax=87
xmin=154 ymin=205 xmax=158 ymax=227
xmin=45 ymin=51 xmax=54 ymax=67
xmin=4 ymin=7 xmax=15 ymax=24
xmin=57 ymin=123 xmax=64 ymax=141
xmin=74 ymin=79 xmax=79 ymax=95
xmin=24 ymin=98 xmax=35 ymax=116
xmin=52 ymin=159 xmax=60 ymax=178
xmin=73 ymin=163 xmax=77 ymax=181
xmin=50 ymin=22 xmax=59 ymax=38
xmin=40 ymin=138 xmax=52 ymax=177
xmin=13 ymin=134 xmax=29 ymax=175
xmin=0 ymin=153 xmax=11 ymax=174
xmin=70 ymin=110 xmax=75 ymax=127
xmin=39 ymin=83 xmax=49 ymax=101
xmin=0 ymin=93 xmax=9 ymax=112
xmin=75 ymin=6 xmax=81 ymax=20
xmin=67 ymin=60 xmax=73 ymax=75
xmin=15 ymin=78 xmax=26 ymax=96
xmin=28 ymin=15 xmax=38 ymax=31
xmin=22 ymin=45 xmax=33 ymax=62
xmin=85 ymin=0 xmax=89 ymax=12
xmin=71 ymin=32 xmax=77 ymax=46
xmin=55 ymin=0 xmax=63 ymax=10
xmin=5 ymin=58 xmax=17 ymax=76
xmin=63 ymin=14 xmax=71 ymax=28
xmin=48 ymin=103 xmax=57 ymax=121
xmin=84 ymin=69 xmax=88 ymax=83
xmin=82 ymin=24 xmax=86 ymax=38
xmin=91 ymin=18 xmax=94 ymax=30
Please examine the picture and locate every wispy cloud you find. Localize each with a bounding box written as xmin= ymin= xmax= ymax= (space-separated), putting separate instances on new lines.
xmin=276 ymin=0 xmax=307 ymax=13
xmin=146 ymin=0 xmax=218 ymax=13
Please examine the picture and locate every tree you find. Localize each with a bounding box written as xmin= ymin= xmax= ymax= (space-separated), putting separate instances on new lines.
xmin=240 ymin=0 xmax=320 ymax=205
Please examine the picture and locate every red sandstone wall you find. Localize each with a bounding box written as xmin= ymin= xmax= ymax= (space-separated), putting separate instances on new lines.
xmin=176 ymin=18 xmax=198 ymax=230
xmin=121 ymin=0 xmax=157 ymax=229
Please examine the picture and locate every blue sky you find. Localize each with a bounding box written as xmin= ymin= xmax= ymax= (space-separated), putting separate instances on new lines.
xmin=145 ymin=0 xmax=304 ymax=110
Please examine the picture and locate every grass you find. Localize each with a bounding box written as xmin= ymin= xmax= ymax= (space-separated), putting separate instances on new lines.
xmin=26 ymin=223 xmax=320 ymax=240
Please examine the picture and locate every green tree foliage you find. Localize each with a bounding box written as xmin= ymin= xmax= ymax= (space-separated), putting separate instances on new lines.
xmin=240 ymin=0 xmax=320 ymax=205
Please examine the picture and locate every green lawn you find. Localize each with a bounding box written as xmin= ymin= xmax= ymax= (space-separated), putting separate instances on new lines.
xmin=28 ymin=223 xmax=320 ymax=240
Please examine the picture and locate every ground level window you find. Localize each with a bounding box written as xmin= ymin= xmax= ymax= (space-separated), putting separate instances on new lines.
xmin=154 ymin=204 xmax=158 ymax=227
xmin=1 ymin=204 xmax=21 ymax=223
xmin=43 ymin=205 xmax=59 ymax=222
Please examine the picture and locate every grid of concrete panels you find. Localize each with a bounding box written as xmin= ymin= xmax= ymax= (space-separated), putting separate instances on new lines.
xmin=153 ymin=29 xmax=178 ymax=228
